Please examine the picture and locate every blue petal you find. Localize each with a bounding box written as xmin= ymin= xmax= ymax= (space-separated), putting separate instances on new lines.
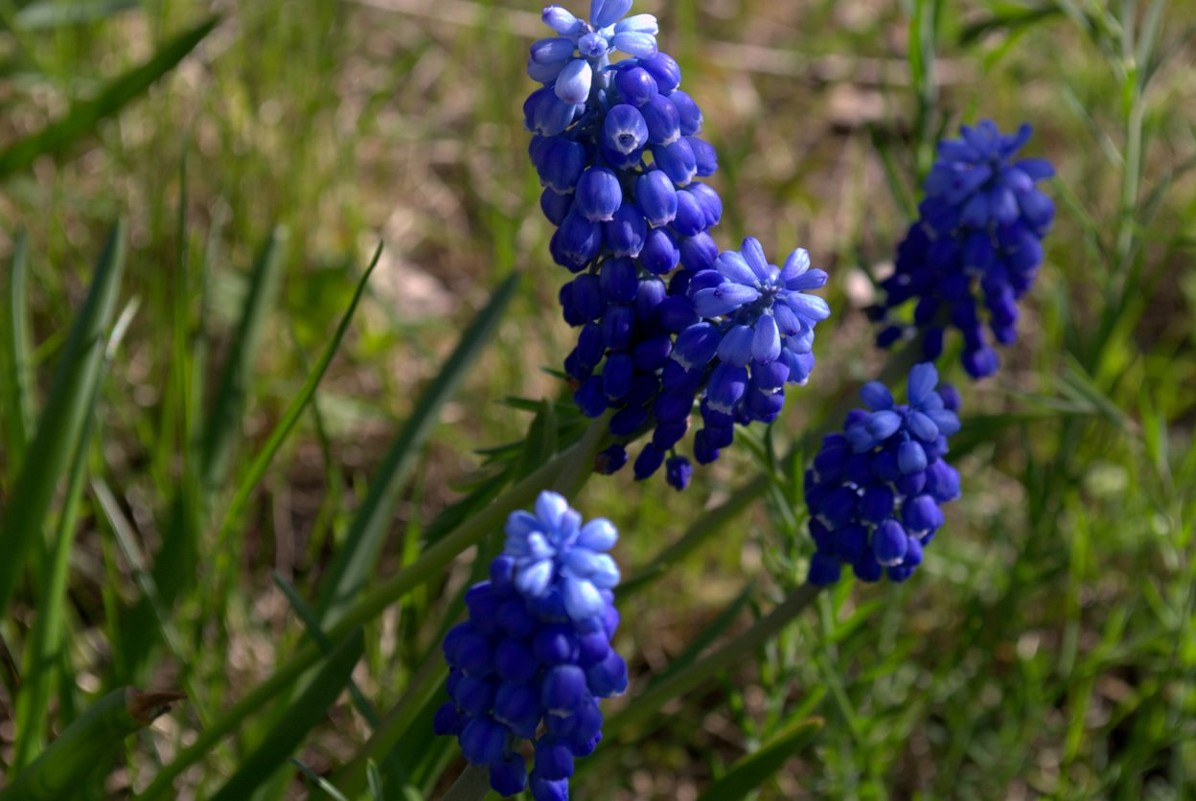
xmin=611 ymin=31 xmax=657 ymax=58
xmin=592 ymin=0 xmax=632 ymax=28
xmin=751 ymin=314 xmax=781 ymax=363
xmin=859 ymin=381 xmax=893 ymax=410
xmin=562 ymin=576 xmax=604 ymax=621
xmin=542 ymin=6 xmax=583 ymax=36
xmin=845 ymin=423 xmax=875 ymax=452
xmin=505 ymin=510 xmax=540 ymax=540
xmin=717 ymin=324 xmax=754 ymax=367
xmin=585 ymin=554 xmax=620 ymax=588
xmin=693 ymin=283 xmax=759 ymax=317
xmin=535 ymin=491 xmax=570 ymax=531
xmin=778 ymin=247 xmax=810 ymax=283
xmin=577 ymin=519 xmax=617 ymax=551
xmin=530 ymin=37 xmax=576 ymax=64
xmin=516 ymin=559 xmax=553 ymax=597
xmin=927 ymin=409 xmax=961 ymax=436
xmin=714 ymin=250 xmax=759 ymax=287
xmin=773 ymin=302 xmax=801 ymax=336
xmin=554 ymin=58 xmax=592 ymax=105
xmin=908 ymin=410 xmax=939 ymax=442
xmin=781 ymin=291 xmax=830 ymax=322
xmin=907 ymin=362 xmax=938 ymax=406
xmin=866 ymin=410 xmax=902 ymax=441
xmin=615 ymin=13 xmax=659 ymax=34
xmin=740 ymin=237 xmax=772 ymax=281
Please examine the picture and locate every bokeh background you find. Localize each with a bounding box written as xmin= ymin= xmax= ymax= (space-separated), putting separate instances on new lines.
xmin=2 ymin=0 xmax=1195 ymax=798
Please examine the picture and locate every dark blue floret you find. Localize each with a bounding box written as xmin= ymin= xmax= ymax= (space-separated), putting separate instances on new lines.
xmin=437 ymin=492 xmax=626 ymax=798
xmin=804 ymin=363 xmax=962 ymax=584
xmin=873 ymin=120 xmax=1055 ymax=378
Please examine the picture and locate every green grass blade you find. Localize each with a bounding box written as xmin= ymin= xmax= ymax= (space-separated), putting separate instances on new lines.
xmin=314 ymin=272 xmax=520 ymax=628
xmin=215 ymin=243 xmax=381 ymax=542
xmin=14 ymin=0 xmax=138 ymax=29
xmin=0 ymin=17 xmax=217 ymax=179
xmin=695 ymin=716 xmax=824 ymax=801
xmin=10 ymin=297 xmax=137 ymax=770
xmin=206 ymin=630 xmax=365 ymax=801
xmin=1 ymin=230 xmax=34 ymax=476
xmin=606 ymin=583 xmax=823 ymax=741
xmin=0 ymin=688 xmax=185 ymax=801
xmin=200 ymin=225 xmax=288 ymax=489
xmin=0 ymin=221 xmax=125 ymax=622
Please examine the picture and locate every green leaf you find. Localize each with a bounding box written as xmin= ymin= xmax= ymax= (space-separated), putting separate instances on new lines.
xmin=200 ymin=225 xmax=289 ymax=488
xmin=1 ymin=230 xmax=34 ymax=477
xmin=959 ymin=2 xmax=1064 ymax=47
xmin=14 ymin=0 xmax=139 ymax=30
xmin=215 ymin=243 xmax=381 ymax=541
xmin=206 ymin=630 xmax=365 ymax=801
xmin=696 ymin=716 xmax=824 ymax=801
xmin=0 ymin=222 xmax=125 ymax=621
xmin=0 ymin=688 xmax=185 ymax=801
xmin=314 ymin=273 xmax=520 ymax=629
xmin=0 ymin=17 xmax=217 ymax=180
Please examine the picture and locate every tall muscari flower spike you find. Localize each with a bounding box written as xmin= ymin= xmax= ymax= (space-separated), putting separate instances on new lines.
xmin=525 ymin=1 xmax=830 ymax=488
xmin=871 ymin=120 xmax=1055 ymax=379
xmin=804 ymin=363 xmax=962 ymax=585
xmin=434 ymin=492 xmax=627 ymax=800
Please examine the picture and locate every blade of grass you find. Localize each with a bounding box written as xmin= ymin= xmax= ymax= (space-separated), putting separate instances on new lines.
xmin=606 ymin=583 xmax=823 ymax=741
xmin=314 ymin=272 xmax=520 ymax=629
xmin=10 ymin=297 xmax=138 ymax=770
xmin=1 ymin=230 xmax=34 ymax=476
xmin=0 ymin=17 xmax=216 ymax=179
xmin=695 ymin=715 xmax=824 ymax=801
xmin=14 ymin=0 xmax=138 ymax=29
xmin=215 ymin=243 xmax=381 ymax=542
xmin=0 ymin=222 xmax=125 ymax=622
xmin=205 ymin=629 xmax=364 ymax=801
xmin=0 ymin=688 xmax=185 ymax=801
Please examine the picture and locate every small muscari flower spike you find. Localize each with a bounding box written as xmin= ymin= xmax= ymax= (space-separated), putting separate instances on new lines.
xmin=871 ymin=120 xmax=1055 ymax=379
xmin=525 ymin=2 xmax=829 ymax=487
xmin=804 ymin=363 xmax=962 ymax=584
xmin=434 ymin=492 xmax=627 ymax=800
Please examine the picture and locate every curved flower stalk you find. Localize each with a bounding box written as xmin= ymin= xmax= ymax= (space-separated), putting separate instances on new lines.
xmin=525 ymin=1 xmax=831 ymax=488
xmin=871 ymin=120 xmax=1055 ymax=378
xmin=434 ymin=492 xmax=627 ymax=800
xmin=804 ymin=363 xmax=962 ymax=584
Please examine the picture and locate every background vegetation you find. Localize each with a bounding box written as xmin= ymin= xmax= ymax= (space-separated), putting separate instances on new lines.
xmin=1 ymin=0 xmax=1194 ymax=799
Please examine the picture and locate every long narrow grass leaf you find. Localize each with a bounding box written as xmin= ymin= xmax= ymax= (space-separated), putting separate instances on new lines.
xmin=695 ymin=715 xmax=824 ymax=801
xmin=1 ymin=230 xmax=34 ymax=475
xmin=206 ymin=630 xmax=364 ymax=801
xmin=216 ymin=243 xmax=381 ymax=541
xmin=0 ymin=222 xmax=125 ymax=621
xmin=314 ymin=272 xmax=520 ymax=628
xmin=0 ymin=17 xmax=216 ymax=179
xmin=0 ymin=688 xmax=184 ymax=801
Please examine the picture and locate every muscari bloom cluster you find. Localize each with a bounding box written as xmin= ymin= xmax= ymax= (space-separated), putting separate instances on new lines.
xmin=525 ymin=1 xmax=831 ymax=489
xmin=434 ymin=492 xmax=628 ymax=800
xmin=871 ymin=120 xmax=1055 ymax=379
xmin=805 ymin=363 xmax=962 ymax=585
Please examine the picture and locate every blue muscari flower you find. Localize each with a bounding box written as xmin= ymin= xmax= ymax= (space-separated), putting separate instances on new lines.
xmin=804 ymin=363 xmax=962 ymax=584
xmin=872 ymin=120 xmax=1055 ymax=379
xmin=526 ymin=3 xmax=828 ymax=487
xmin=435 ymin=492 xmax=627 ymax=799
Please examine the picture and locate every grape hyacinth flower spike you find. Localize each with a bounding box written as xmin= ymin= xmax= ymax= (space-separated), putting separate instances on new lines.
xmin=435 ymin=492 xmax=627 ymax=799
xmin=872 ymin=120 xmax=1055 ymax=378
xmin=525 ymin=3 xmax=830 ymax=487
xmin=804 ymin=363 xmax=962 ymax=584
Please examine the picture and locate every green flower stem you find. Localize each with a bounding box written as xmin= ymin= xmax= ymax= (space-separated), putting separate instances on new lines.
xmin=0 ymin=688 xmax=184 ymax=801
xmin=605 ymin=582 xmax=823 ymax=741
xmin=138 ymin=416 xmax=609 ymax=801
xmin=441 ymin=763 xmax=491 ymax=801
